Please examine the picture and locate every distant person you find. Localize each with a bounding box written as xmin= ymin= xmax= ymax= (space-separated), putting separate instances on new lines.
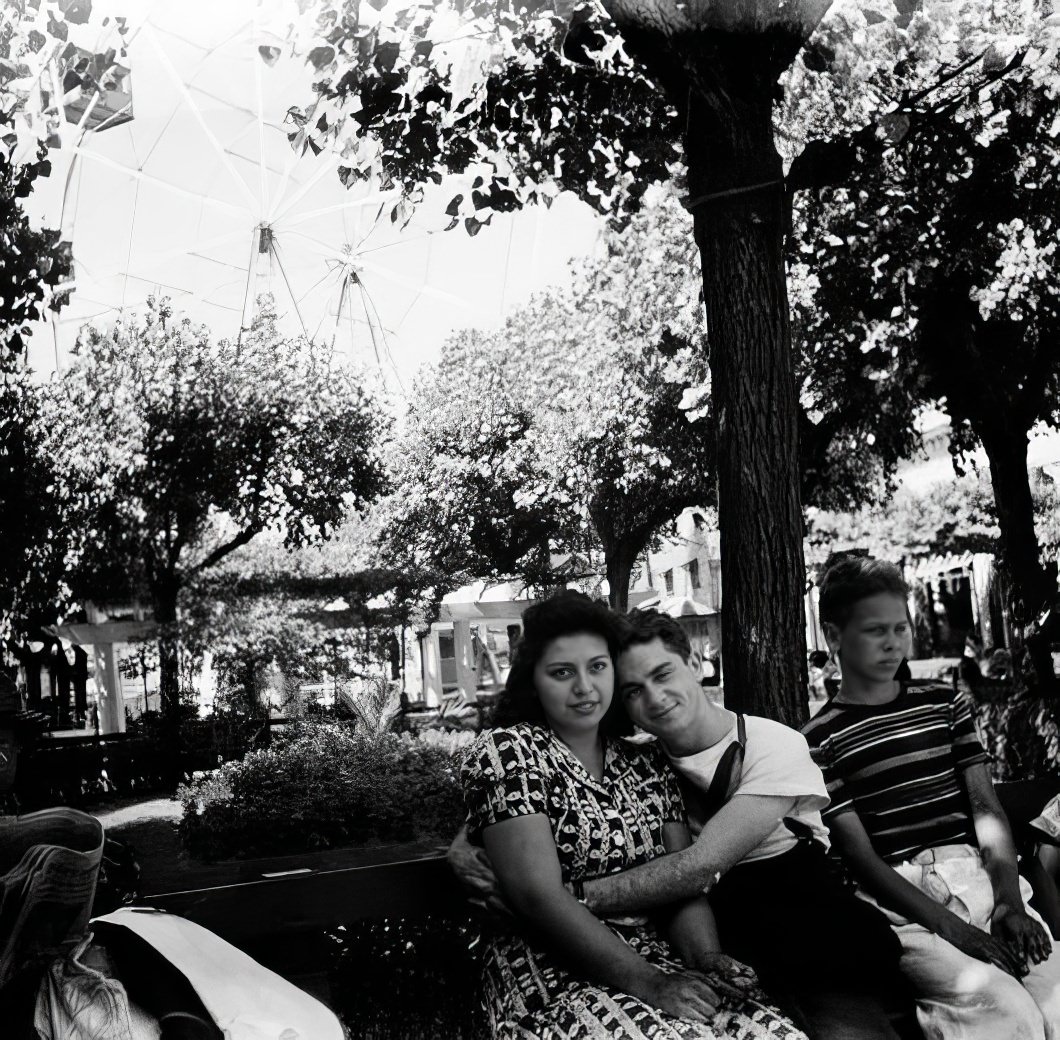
xmin=807 ymin=650 xmax=830 ymax=702
xmin=954 ymin=635 xmax=985 ymax=694
xmin=986 ymin=647 xmax=1013 ymax=681
xmin=700 ymin=638 xmax=721 ymax=687
xmin=803 ymin=556 xmax=1060 ymax=1040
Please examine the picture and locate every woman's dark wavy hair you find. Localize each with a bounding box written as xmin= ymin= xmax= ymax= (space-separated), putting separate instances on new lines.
xmin=493 ymin=591 xmax=633 ymax=738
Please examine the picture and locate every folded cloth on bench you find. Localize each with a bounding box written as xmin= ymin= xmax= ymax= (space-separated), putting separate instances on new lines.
xmin=0 ymin=808 xmax=104 ymax=991
xmin=93 ymin=908 xmax=345 ymax=1040
xmin=1031 ymin=794 xmax=1060 ymax=845
xmin=33 ymin=932 xmax=163 ymax=1040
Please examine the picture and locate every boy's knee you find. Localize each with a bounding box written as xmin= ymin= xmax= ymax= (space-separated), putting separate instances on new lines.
xmin=992 ymin=993 xmax=1047 ymax=1040
xmin=940 ymin=968 xmax=1047 ymax=1040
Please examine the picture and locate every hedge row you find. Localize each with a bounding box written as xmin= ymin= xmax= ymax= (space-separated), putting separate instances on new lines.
xmin=178 ymin=723 xmax=469 ymax=860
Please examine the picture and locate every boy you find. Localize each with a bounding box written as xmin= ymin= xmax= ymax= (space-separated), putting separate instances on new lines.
xmin=802 ymin=555 xmax=1060 ymax=1039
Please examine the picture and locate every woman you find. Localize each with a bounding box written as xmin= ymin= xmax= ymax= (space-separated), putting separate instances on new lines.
xmin=461 ymin=592 xmax=806 ymax=1039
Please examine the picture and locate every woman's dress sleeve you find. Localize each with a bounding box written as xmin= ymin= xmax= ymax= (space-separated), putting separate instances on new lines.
xmin=461 ymin=727 xmax=549 ymax=842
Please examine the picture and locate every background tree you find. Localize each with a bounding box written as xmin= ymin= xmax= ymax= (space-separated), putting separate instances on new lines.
xmin=790 ymin=3 xmax=1060 ymax=683
xmin=281 ymin=0 xmax=1059 ymax=722
xmin=386 ymin=194 xmax=715 ymax=610
xmin=0 ymin=371 xmax=71 ymax=641
xmin=42 ymin=297 xmax=389 ymax=724
xmin=807 ymin=469 xmax=1060 ymax=566
xmin=510 ymin=200 xmax=716 ymax=609
xmin=0 ymin=2 xmax=114 ymax=643
xmin=181 ymin=518 xmax=439 ymax=713
xmin=383 ymin=333 xmax=575 ymax=594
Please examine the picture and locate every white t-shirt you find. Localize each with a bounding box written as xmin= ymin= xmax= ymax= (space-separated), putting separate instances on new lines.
xmin=667 ymin=713 xmax=831 ymax=862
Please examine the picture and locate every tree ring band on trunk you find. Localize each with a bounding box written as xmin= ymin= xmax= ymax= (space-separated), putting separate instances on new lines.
xmin=684 ymin=179 xmax=784 ymax=212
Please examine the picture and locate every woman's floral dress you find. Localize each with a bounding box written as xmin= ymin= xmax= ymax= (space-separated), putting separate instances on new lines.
xmin=461 ymin=724 xmax=807 ymax=1040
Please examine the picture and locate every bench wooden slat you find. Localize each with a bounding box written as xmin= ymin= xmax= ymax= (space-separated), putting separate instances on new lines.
xmin=138 ymin=852 xmax=464 ymax=944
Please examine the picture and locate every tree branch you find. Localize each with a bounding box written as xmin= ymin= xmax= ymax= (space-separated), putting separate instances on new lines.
xmin=787 ymin=48 xmax=1028 ymax=196
xmin=190 ymin=525 xmax=263 ymax=576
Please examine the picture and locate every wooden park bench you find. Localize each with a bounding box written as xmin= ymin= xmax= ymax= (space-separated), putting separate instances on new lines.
xmin=134 ymin=840 xmax=466 ymax=1002
xmin=137 ymin=841 xmax=461 ymax=935
xmin=140 ymin=844 xmax=459 ymax=922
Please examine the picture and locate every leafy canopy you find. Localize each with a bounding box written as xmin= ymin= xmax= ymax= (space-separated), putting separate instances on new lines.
xmin=789 ymin=0 xmax=1060 ymax=460
xmin=807 ymin=468 xmax=1060 ymax=565
xmin=41 ymin=296 xmax=390 ymax=612
xmin=384 ymin=193 xmax=713 ymax=600
xmin=283 ymin=0 xmax=679 ymax=230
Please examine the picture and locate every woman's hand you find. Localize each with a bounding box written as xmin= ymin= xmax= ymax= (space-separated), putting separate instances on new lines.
xmin=688 ymin=951 xmax=757 ymax=979
xmin=637 ymin=970 xmax=720 ymax=1023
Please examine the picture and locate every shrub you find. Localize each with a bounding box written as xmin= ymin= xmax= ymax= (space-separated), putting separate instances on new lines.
xmin=413 ymin=727 xmax=478 ymax=755
xmin=973 ymin=689 xmax=1060 ymax=781
xmin=178 ymin=723 xmax=466 ymax=861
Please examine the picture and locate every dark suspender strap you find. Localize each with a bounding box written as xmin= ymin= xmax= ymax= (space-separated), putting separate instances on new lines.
xmin=698 ymin=714 xmax=746 ymax=822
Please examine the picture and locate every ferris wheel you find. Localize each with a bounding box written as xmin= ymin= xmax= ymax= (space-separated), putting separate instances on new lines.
xmin=20 ymin=0 xmax=524 ymax=385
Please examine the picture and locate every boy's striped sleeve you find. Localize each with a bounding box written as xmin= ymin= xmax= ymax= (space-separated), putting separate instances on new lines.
xmin=950 ymin=689 xmax=988 ymax=770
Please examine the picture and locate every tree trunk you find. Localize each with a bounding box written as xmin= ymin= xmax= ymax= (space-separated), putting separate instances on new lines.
xmin=152 ymin=578 xmax=185 ymax=784
xmin=605 ymin=539 xmax=638 ymax=612
xmin=980 ymin=423 xmax=1053 ymax=614
xmin=978 ymin=420 xmax=1058 ymax=692
xmin=685 ymin=43 xmax=808 ymax=726
xmin=155 ymin=587 xmax=181 ymax=721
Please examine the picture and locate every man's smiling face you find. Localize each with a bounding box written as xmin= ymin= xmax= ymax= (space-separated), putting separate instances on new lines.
xmin=616 ymin=637 xmax=707 ymax=740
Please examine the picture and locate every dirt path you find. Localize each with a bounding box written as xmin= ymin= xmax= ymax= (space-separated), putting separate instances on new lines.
xmin=91 ymin=796 xmax=182 ymax=830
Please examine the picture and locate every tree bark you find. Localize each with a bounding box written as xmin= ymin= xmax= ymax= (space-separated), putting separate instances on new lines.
xmin=978 ymin=420 xmax=1058 ymax=693
xmin=684 ymin=38 xmax=808 ymax=726
xmin=979 ymin=424 xmax=1050 ymax=610
xmin=152 ymin=577 xmax=186 ymax=783
xmin=605 ymin=538 xmax=639 ymax=612
xmin=156 ymin=639 xmax=180 ymax=711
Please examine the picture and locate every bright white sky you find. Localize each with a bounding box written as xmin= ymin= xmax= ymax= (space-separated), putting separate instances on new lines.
xmin=22 ymin=0 xmax=604 ymax=387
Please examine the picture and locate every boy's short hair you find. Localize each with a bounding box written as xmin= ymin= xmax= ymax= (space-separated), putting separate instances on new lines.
xmin=618 ymin=609 xmax=693 ymax=662
xmin=818 ymin=555 xmax=908 ymax=628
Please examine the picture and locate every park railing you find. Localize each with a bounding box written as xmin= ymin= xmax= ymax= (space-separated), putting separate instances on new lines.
xmin=7 ymin=714 xmax=270 ymax=811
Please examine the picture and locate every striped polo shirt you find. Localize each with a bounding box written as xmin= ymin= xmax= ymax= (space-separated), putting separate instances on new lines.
xmin=801 ymin=682 xmax=988 ymax=863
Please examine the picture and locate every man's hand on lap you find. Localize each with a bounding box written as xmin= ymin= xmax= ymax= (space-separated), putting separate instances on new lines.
xmin=446 ymin=825 xmax=511 ymax=917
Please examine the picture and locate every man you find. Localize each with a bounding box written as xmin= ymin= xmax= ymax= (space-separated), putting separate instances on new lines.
xmin=449 ymin=610 xmax=912 ymax=1040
